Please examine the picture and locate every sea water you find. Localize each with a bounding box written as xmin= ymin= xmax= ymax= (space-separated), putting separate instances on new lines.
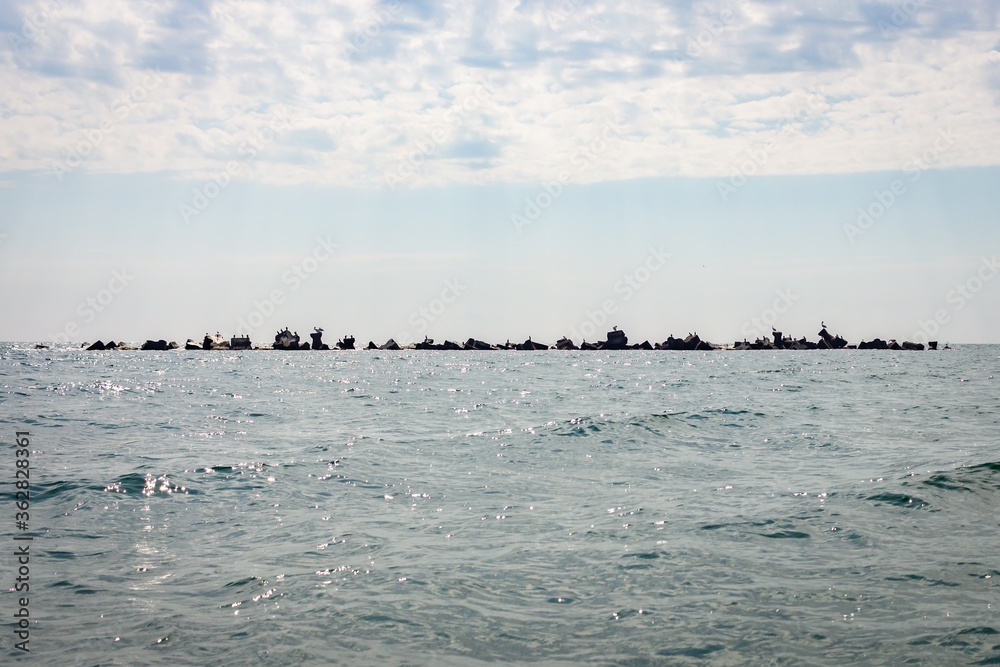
xmin=1 ymin=344 xmax=998 ymax=665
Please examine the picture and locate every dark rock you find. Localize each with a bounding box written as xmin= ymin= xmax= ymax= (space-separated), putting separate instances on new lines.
xmin=555 ymin=337 xmax=578 ymax=350
xmin=682 ymin=334 xmax=702 ymax=350
xmin=657 ymin=336 xmax=681 ymax=350
xmin=309 ymin=328 xmax=329 ymax=350
xmin=273 ymin=329 xmax=300 ymax=350
xmin=601 ymin=328 xmax=628 ymax=350
xmin=465 ymin=338 xmax=494 ymax=350
xmin=230 ymin=336 xmax=252 ymax=350
xmin=818 ymin=327 xmax=848 ymax=349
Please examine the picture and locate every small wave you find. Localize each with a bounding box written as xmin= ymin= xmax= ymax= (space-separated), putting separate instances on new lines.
xmin=219 ymin=575 xmax=280 ymax=610
xmin=102 ymin=472 xmax=151 ymax=495
xmin=103 ymin=473 xmax=189 ymax=496
xmin=908 ymin=626 xmax=1000 ymax=663
xmin=657 ymin=645 xmax=725 ymax=659
xmin=17 ymin=479 xmax=87 ymax=503
xmin=549 ymin=416 xmax=604 ymax=437
xmin=619 ymin=551 xmax=663 ymax=570
xmin=622 ymin=551 xmax=661 ymax=559
xmin=357 ymin=613 xmax=422 ymax=627
xmin=543 ymin=409 xmax=756 ymax=441
xmin=867 ymin=492 xmax=930 ymax=509
xmin=50 ymin=580 xmax=101 ymax=595
xmin=922 ymin=461 xmax=1000 ymax=494
xmin=196 ymin=465 xmax=236 ymax=474
xmin=702 ymin=518 xmax=775 ymax=531
xmin=610 ymin=608 xmax=650 ymax=621
xmin=758 ymin=529 xmax=810 ymax=539
xmin=885 ymin=573 xmax=960 ymax=587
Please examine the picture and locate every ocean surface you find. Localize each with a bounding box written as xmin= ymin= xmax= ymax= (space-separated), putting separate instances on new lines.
xmin=2 ymin=343 xmax=999 ymax=666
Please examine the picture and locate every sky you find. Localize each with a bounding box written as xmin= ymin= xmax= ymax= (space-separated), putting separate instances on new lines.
xmin=1 ymin=0 xmax=999 ymax=345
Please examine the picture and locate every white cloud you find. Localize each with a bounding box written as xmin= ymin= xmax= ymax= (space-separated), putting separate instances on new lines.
xmin=1 ymin=0 xmax=999 ymax=186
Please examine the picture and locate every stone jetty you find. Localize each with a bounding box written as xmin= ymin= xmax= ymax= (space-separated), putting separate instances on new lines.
xmin=77 ymin=325 xmax=940 ymax=352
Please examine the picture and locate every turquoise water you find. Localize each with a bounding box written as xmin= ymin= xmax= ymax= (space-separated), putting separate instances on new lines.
xmin=2 ymin=344 xmax=999 ymax=665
